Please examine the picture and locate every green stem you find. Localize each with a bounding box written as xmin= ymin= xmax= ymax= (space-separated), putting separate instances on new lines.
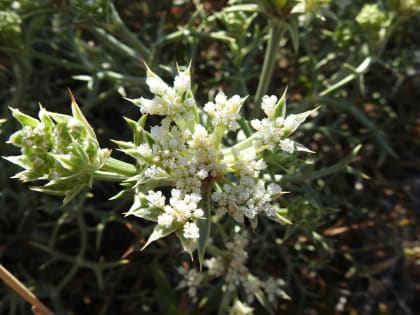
xmin=213 ymin=126 xmax=226 ymax=151
xmin=225 ymin=134 xmax=256 ymax=153
xmin=319 ymin=57 xmax=371 ymax=97
xmin=320 ymin=97 xmax=396 ymax=158
xmin=31 ymin=242 xmax=129 ymax=269
xmin=106 ymin=3 xmax=150 ymax=61
xmin=206 ymin=243 xmax=227 ymax=258
xmin=218 ymin=291 xmax=233 ymax=315
xmin=279 ymin=144 xmax=363 ymax=183
xmin=238 ymin=117 xmax=253 ymax=138
xmin=88 ymin=27 xmax=140 ymax=60
xmin=375 ymin=15 xmax=401 ymax=58
xmin=95 ymin=70 xmax=145 ymax=84
xmin=198 ymin=182 xmax=212 ymax=270
xmin=252 ymin=22 xmax=284 ymax=118
xmin=93 ymin=171 xmax=129 ymax=182
xmin=100 ymin=157 xmax=137 ymax=177
xmin=29 ymin=49 xmax=92 ymax=72
xmin=57 ymin=205 xmax=86 ymax=291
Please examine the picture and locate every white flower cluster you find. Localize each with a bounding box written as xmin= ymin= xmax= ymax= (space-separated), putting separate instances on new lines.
xmin=250 ymin=94 xmax=315 ymax=153
xmin=264 ymin=277 xmax=288 ymax=304
xmin=135 ymin=68 xmax=195 ymax=119
xmin=260 ymin=94 xmax=278 ymax=118
xmin=153 ymin=189 xmax=204 ymax=239
xmin=204 ymin=91 xmax=245 ymax=130
xmin=122 ymin=67 xmax=315 ymax=254
xmin=213 ymin=178 xmax=276 ymax=222
xmin=178 ymin=229 xmax=288 ymax=307
xmin=177 ymin=266 xmax=204 ymax=301
xmin=213 ymin=148 xmax=278 ymax=222
xmin=224 ymin=231 xmax=250 ymax=292
xmin=204 ymin=256 xmax=225 ymax=277
xmin=186 ymin=124 xmax=226 ymax=183
xmin=251 ymin=106 xmax=299 ymax=153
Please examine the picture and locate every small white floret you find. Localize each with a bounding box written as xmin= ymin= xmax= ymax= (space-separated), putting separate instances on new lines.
xmin=183 ymin=222 xmax=200 ymax=239
xmin=261 ymin=95 xmax=278 ymax=118
xmin=174 ymin=72 xmax=191 ymax=94
xmin=157 ymin=213 xmax=174 ymax=227
xmin=146 ymin=76 xmax=168 ymax=95
xmin=280 ymin=138 xmax=295 ymax=153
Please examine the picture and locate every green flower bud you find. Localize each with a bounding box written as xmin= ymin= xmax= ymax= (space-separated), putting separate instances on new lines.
xmin=356 ymin=4 xmax=387 ymax=29
xmin=356 ymin=3 xmax=391 ymax=54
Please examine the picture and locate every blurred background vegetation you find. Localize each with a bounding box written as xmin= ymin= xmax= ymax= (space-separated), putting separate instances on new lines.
xmin=0 ymin=0 xmax=419 ymax=314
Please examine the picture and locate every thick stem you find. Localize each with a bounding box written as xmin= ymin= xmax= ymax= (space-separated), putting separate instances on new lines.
xmin=252 ymin=22 xmax=284 ymax=119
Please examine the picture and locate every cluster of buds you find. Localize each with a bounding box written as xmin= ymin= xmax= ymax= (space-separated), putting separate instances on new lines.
xmin=355 ymin=3 xmax=389 ymax=51
xmin=5 ymin=91 xmax=110 ymax=205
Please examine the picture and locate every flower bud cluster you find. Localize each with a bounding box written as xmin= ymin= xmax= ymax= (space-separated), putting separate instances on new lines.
xmin=6 ymin=96 xmax=110 ymax=204
xmin=356 ymin=4 xmax=387 ymax=30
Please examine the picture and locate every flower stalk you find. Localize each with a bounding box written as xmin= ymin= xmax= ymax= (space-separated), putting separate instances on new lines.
xmin=252 ymin=21 xmax=284 ymax=118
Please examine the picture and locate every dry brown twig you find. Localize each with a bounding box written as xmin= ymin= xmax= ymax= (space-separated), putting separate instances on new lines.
xmin=0 ymin=264 xmax=55 ymax=315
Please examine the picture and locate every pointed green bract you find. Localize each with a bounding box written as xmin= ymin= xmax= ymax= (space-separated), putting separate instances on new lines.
xmin=283 ymin=106 xmax=320 ymax=136
xmin=273 ymin=87 xmax=287 ymax=119
xmin=9 ymin=107 xmax=39 ymax=127
xmin=141 ymin=224 xmax=180 ymax=251
xmin=176 ymin=230 xmax=196 ymax=259
xmin=69 ymin=89 xmax=97 ymax=140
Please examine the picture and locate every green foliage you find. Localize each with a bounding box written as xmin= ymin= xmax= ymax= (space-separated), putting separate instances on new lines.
xmin=0 ymin=1 xmax=418 ymax=314
xmin=0 ymin=10 xmax=22 ymax=49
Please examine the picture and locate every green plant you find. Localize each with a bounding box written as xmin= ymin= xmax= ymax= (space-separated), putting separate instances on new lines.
xmin=1 ymin=1 xmax=418 ymax=314
xmin=5 ymin=64 xmax=323 ymax=312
